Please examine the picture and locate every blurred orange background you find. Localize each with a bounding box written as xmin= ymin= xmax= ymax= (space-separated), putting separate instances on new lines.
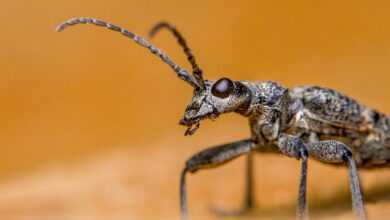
xmin=2 ymin=0 xmax=390 ymax=219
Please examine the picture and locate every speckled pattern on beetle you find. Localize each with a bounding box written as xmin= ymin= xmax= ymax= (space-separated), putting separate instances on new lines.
xmin=56 ymin=17 xmax=389 ymax=220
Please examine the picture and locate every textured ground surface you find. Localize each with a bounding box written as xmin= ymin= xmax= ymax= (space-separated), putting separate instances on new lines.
xmin=2 ymin=137 xmax=390 ymax=220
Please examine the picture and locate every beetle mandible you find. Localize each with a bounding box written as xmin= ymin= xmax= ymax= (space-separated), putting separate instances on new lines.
xmin=57 ymin=17 xmax=390 ymax=220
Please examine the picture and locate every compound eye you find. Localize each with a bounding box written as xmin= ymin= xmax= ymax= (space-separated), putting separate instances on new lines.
xmin=211 ymin=77 xmax=234 ymax=98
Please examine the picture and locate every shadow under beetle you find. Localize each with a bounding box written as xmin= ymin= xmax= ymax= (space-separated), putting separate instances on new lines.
xmin=57 ymin=17 xmax=390 ymax=220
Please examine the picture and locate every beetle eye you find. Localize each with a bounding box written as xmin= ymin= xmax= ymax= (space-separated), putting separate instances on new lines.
xmin=211 ymin=77 xmax=234 ymax=98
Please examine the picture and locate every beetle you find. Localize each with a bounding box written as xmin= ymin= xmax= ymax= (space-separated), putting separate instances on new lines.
xmin=56 ymin=17 xmax=390 ymax=220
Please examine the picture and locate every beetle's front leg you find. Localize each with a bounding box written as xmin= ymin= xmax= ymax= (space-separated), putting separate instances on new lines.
xmin=180 ymin=139 xmax=256 ymax=220
xmin=277 ymin=134 xmax=309 ymax=220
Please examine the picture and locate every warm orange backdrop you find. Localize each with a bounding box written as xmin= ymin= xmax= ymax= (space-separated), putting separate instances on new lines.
xmin=2 ymin=1 xmax=390 ymax=219
xmin=2 ymin=0 xmax=390 ymax=178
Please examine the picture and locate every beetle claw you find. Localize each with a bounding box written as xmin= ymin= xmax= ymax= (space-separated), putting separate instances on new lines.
xmin=184 ymin=122 xmax=200 ymax=136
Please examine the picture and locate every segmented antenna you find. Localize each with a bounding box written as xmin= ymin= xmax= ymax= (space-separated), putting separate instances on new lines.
xmin=56 ymin=17 xmax=199 ymax=88
xmin=149 ymin=22 xmax=205 ymax=89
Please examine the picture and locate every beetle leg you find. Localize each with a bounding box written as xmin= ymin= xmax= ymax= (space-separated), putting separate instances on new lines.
xmin=345 ymin=153 xmax=367 ymax=220
xmin=180 ymin=139 xmax=256 ymax=220
xmin=244 ymin=153 xmax=255 ymax=209
xmin=277 ymin=134 xmax=309 ymax=220
xmin=306 ymin=140 xmax=367 ymax=220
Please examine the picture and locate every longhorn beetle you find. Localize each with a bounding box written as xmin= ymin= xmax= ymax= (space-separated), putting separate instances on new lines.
xmin=57 ymin=17 xmax=390 ymax=220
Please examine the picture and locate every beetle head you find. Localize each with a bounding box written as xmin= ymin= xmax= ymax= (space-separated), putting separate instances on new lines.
xmin=180 ymin=77 xmax=251 ymax=135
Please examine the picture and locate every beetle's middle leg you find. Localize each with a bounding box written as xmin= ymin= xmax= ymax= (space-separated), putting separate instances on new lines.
xmin=306 ymin=139 xmax=367 ymax=220
xmin=180 ymin=138 xmax=256 ymax=220
xmin=278 ymin=134 xmax=367 ymax=220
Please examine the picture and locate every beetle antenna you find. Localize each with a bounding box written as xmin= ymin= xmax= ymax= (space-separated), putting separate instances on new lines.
xmin=56 ymin=17 xmax=199 ymax=88
xmin=149 ymin=22 xmax=205 ymax=89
